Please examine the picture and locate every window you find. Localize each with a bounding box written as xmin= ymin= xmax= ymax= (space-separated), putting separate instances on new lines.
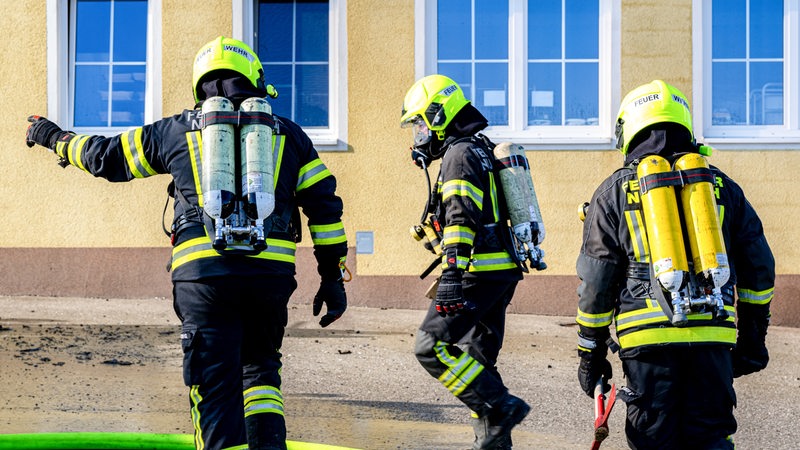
xmin=693 ymin=0 xmax=800 ymax=146
xmin=47 ymin=0 xmax=161 ymax=134
xmin=416 ymin=0 xmax=620 ymax=147
xmin=235 ymin=0 xmax=348 ymax=149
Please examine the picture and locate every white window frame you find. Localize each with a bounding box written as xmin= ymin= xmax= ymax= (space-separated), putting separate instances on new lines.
xmin=234 ymin=0 xmax=348 ymax=151
xmin=414 ymin=0 xmax=620 ymax=150
xmin=692 ymin=0 xmax=800 ymax=149
xmin=46 ymin=0 xmax=162 ymax=136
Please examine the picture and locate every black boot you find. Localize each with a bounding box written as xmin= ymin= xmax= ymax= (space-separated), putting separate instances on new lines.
xmin=477 ymin=394 xmax=529 ymax=450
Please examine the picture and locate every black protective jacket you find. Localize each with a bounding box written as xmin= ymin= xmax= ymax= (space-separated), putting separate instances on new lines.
xmin=576 ymin=150 xmax=774 ymax=357
xmin=53 ymin=108 xmax=347 ymax=282
xmin=433 ymin=132 xmax=522 ymax=282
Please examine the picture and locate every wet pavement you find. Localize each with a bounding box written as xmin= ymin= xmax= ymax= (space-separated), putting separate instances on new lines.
xmin=0 ymin=296 xmax=798 ymax=449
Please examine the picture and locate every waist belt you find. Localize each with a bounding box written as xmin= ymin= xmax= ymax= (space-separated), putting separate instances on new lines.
xmin=626 ymin=262 xmax=651 ymax=280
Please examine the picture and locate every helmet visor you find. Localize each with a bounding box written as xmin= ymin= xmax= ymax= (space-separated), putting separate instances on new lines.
xmin=403 ymin=117 xmax=432 ymax=147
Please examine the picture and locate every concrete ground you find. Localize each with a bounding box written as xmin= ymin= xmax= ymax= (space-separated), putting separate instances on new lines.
xmin=0 ymin=296 xmax=797 ymax=449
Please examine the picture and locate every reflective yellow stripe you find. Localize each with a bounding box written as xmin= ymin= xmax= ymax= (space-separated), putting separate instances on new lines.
xmin=309 ymin=222 xmax=346 ymax=245
xmin=625 ymin=210 xmax=649 ymax=263
xmin=189 ymin=385 xmax=205 ymax=450
xmin=738 ymin=287 xmax=774 ymax=305
xmin=616 ymin=304 xmax=735 ymax=331
xmin=441 ymin=254 xmax=471 ymax=271
xmin=69 ymin=135 xmax=90 ymax=172
xmin=442 ymin=225 xmax=475 ymax=246
xmin=441 ymin=179 xmax=484 ymax=210
xmin=619 ymin=325 xmax=736 ymax=348
xmin=297 ymin=158 xmax=331 ymax=191
xmin=576 ymin=308 xmax=614 ymax=328
xmin=186 ymin=131 xmax=203 ymax=207
xmin=132 ymin=128 xmax=157 ymax=176
xmin=489 ymin=172 xmax=500 ymax=222
xmin=435 ymin=341 xmax=485 ymax=397
xmin=121 ymin=128 xmax=156 ymax=178
xmin=468 ymin=251 xmax=517 ymax=271
xmin=171 ymin=236 xmax=297 ymax=270
xmin=243 ymin=385 xmax=284 ymax=418
xmin=273 ymin=135 xmax=285 ymax=189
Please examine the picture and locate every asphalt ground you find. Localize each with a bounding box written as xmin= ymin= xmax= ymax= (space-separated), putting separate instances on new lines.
xmin=0 ymin=296 xmax=798 ymax=449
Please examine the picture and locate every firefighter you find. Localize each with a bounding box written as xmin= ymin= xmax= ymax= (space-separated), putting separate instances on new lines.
xmin=576 ymin=80 xmax=774 ymax=449
xmin=25 ymin=36 xmax=348 ymax=450
xmin=400 ymin=74 xmax=531 ymax=450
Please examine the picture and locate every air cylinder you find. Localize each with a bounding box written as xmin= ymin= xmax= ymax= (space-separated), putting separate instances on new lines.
xmin=637 ymin=155 xmax=688 ymax=294
xmin=201 ymin=96 xmax=236 ymax=220
xmin=239 ymin=97 xmax=276 ymax=221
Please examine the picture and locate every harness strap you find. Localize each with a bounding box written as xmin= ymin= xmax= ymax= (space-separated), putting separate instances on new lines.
xmin=495 ymin=154 xmax=529 ymax=171
xmin=201 ymin=110 xmax=276 ymax=128
xmin=639 ymin=167 xmax=714 ymax=195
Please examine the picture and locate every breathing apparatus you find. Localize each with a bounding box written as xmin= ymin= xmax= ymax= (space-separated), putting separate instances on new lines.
xmin=492 ymin=142 xmax=547 ymax=271
xmin=616 ymin=80 xmax=728 ymax=325
xmin=201 ymin=96 xmax=276 ymax=254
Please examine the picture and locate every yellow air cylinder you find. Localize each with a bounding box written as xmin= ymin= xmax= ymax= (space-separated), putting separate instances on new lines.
xmin=201 ymin=96 xmax=236 ymax=220
xmin=637 ymin=155 xmax=688 ymax=293
xmin=674 ymin=153 xmax=730 ymax=289
xmin=239 ymin=97 xmax=276 ymax=221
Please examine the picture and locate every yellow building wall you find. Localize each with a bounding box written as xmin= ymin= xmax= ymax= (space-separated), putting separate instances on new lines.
xmin=0 ymin=1 xmax=796 ymax=321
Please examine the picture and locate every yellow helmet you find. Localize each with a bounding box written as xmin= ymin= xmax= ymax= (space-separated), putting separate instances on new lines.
xmin=192 ymin=36 xmax=265 ymax=103
xmin=615 ymin=80 xmax=693 ymax=155
xmin=400 ymin=75 xmax=469 ymax=142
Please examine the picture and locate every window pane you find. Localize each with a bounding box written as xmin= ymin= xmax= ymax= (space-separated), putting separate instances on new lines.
xmin=296 ymin=1 xmax=328 ymax=62
xmin=111 ymin=65 xmax=145 ymax=127
xmin=74 ymin=65 xmax=109 ymax=127
xmin=566 ymin=0 xmax=598 ymax=59
xmin=438 ymin=0 xmax=471 ymax=60
xmin=437 ymin=62 xmax=472 ymax=97
xmin=475 ymin=0 xmax=508 ymax=60
xmin=259 ymin=1 xmax=293 ymax=61
xmin=76 ymin=0 xmax=110 ymax=62
xmin=529 ymin=0 xmax=561 ymax=59
xmin=750 ymin=62 xmax=783 ymax=125
xmin=712 ymin=0 xmax=745 ymax=59
xmin=528 ymin=62 xmax=561 ymax=125
xmin=257 ymin=0 xmax=331 ymax=127
xmin=113 ymin=0 xmax=147 ymax=62
xmin=565 ymin=62 xmax=598 ymax=125
xmin=712 ymin=61 xmax=745 ymax=125
xmin=476 ymin=63 xmax=508 ymax=126
xmin=263 ymin=64 xmax=293 ymax=116
xmin=296 ymin=65 xmax=328 ymax=127
xmin=750 ymin=0 xmax=783 ymax=59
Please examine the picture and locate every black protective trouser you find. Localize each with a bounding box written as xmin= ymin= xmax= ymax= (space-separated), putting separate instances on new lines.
xmin=620 ymin=346 xmax=736 ymax=450
xmin=174 ymin=275 xmax=296 ymax=450
xmin=414 ymin=278 xmax=518 ymax=416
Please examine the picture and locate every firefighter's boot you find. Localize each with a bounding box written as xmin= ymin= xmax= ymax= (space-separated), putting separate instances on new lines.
xmin=473 ymin=414 xmax=513 ymax=449
xmin=477 ymin=394 xmax=529 ymax=449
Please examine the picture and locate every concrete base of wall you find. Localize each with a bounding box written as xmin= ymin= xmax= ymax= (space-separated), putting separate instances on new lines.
xmin=1 ymin=247 xmax=796 ymax=327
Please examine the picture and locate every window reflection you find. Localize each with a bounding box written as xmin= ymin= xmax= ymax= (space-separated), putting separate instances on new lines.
xmin=73 ymin=0 xmax=147 ymax=128
xmin=258 ymin=0 xmax=330 ymax=128
xmin=710 ymin=0 xmax=783 ymax=126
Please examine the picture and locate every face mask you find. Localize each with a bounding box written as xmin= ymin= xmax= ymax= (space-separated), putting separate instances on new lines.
xmin=411 ymin=119 xmax=433 ymax=147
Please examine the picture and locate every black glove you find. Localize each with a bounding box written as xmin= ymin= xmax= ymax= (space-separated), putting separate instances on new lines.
xmin=577 ymin=332 xmax=612 ymax=398
xmin=732 ymin=320 xmax=769 ymax=377
xmin=732 ymin=344 xmax=768 ymax=378
xmin=26 ymin=115 xmax=65 ymax=150
xmin=313 ymin=279 xmax=346 ymax=328
xmin=434 ymin=269 xmax=464 ymax=317
xmin=578 ymin=355 xmax=613 ymax=398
